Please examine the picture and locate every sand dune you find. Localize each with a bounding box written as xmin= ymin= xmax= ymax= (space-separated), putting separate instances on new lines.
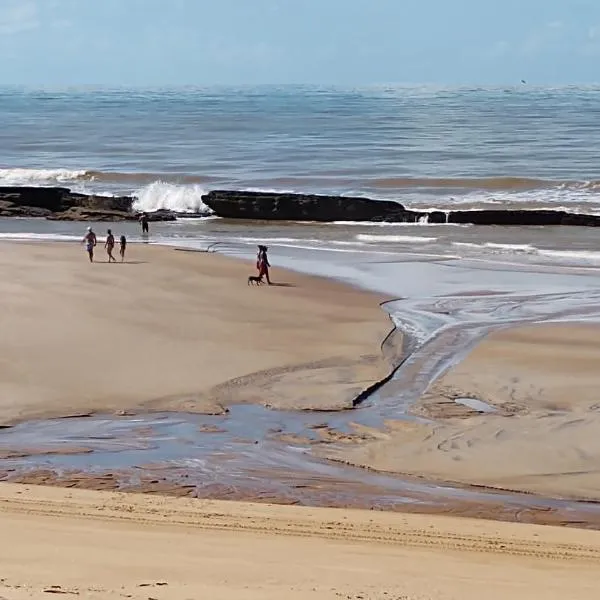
xmin=322 ymin=324 xmax=600 ymax=501
xmin=0 ymin=242 xmax=393 ymax=425
xmin=0 ymin=483 xmax=599 ymax=599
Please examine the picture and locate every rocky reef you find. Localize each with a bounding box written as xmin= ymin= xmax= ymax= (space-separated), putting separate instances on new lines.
xmin=3 ymin=186 xmax=600 ymax=227
xmin=0 ymin=187 xmax=176 ymax=221
xmin=202 ymin=190 xmax=600 ymax=227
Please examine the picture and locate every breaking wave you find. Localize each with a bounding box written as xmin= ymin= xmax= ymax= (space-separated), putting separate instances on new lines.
xmin=0 ymin=167 xmax=212 ymax=187
xmin=356 ymin=234 xmax=437 ymax=243
xmin=132 ymin=182 xmax=213 ymax=214
xmin=0 ymin=168 xmax=89 ymax=185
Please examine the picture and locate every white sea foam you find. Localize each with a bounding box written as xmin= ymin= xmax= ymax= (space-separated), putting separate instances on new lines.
xmin=329 ymin=220 xmax=468 ymax=227
xmin=0 ymin=167 xmax=88 ymax=185
xmin=356 ymin=234 xmax=437 ymax=243
xmin=537 ymin=248 xmax=600 ymax=262
xmin=485 ymin=242 xmax=535 ymax=251
xmin=453 ymin=241 xmax=534 ymax=252
xmin=132 ymin=182 xmax=213 ymax=214
xmin=451 ymin=240 xmax=600 ymax=264
xmin=0 ymin=232 xmax=82 ymax=242
xmin=232 ymin=236 xmax=366 ymax=247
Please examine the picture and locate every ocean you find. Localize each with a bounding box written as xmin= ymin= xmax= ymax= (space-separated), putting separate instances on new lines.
xmin=2 ymin=85 xmax=600 ymax=270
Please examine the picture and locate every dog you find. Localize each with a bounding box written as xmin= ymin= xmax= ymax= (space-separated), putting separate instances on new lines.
xmin=247 ymin=275 xmax=264 ymax=286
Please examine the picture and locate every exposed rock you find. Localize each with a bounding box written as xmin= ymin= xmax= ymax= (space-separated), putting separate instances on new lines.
xmin=47 ymin=207 xmax=135 ymax=221
xmin=202 ymin=190 xmax=421 ymax=222
xmin=0 ymin=200 xmax=53 ymax=218
xmin=203 ymin=190 xmax=600 ymax=227
xmin=446 ymin=209 xmax=600 ymax=227
xmin=65 ymin=192 xmax=133 ymax=212
xmin=0 ymin=186 xmax=175 ymax=222
xmin=47 ymin=207 xmax=177 ymax=222
xmin=3 ymin=186 xmax=600 ymax=227
xmin=145 ymin=209 xmax=177 ymax=222
xmin=0 ymin=186 xmax=69 ymax=211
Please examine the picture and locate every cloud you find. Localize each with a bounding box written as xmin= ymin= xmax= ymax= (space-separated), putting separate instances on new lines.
xmin=0 ymin=0 xmax=39 ymax=35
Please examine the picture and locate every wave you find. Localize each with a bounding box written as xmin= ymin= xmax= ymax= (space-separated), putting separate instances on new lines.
xmin=356 ymin=234 xmax=437 ymax=243
xmin=537 ymin=248 xmax=600 ymax=262
xmin=453 ymin=242 xmax=534 ymax=252
xmin=87 ymin=171 xmax=214 ymax=185
xmin=0 ymin=167 xmax=213 ymax=187
xmin=366 ymin=176 xmax=600 ymax=192
xmin=5 ymin=167 xmax=600 ymax=193
xmin=0 ymin=232 xmax=82 ymax=242
xmin=132 ymin=182 xmax=213 ymax=214
xmin=452 ymin=240 xmax=600 ymax=264
xmin=0 ymin=168 xmax=89 ymax=185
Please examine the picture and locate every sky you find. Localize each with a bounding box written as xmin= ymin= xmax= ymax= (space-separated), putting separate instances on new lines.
xmin=1 ymin=0 xmax=600 ymax=86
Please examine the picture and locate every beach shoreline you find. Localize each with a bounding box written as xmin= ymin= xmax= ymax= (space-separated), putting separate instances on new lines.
xmin=2 ymin=239 xmax=600 ymax=527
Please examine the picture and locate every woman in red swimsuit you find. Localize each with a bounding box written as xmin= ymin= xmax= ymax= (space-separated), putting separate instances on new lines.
xmin=256 ymin=245 xmax=272 ymax=285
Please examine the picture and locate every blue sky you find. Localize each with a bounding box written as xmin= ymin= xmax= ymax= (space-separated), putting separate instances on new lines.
xmin=0 ymin=0 xmax=599 ymax=85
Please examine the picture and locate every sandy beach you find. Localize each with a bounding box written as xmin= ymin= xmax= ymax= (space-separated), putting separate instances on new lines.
xmin=321 ymin=323 xmax=600 ymax=501
xmin=0 ymin=483 xmax=599 ymax=600
xmin=0 ymin=241 xmax=393 ymax=425
xmin=3 ymin=238 xmax=600 ymax=598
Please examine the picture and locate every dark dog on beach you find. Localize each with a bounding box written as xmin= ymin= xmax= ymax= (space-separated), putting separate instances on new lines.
xmin=248 ymin=275 xmax=264 ymax=286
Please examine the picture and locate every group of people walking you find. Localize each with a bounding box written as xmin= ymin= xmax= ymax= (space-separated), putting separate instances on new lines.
xmin=82 ymin=227 xmax=126 ymax=263
xmin=82 ymin=219 xmax=273 ymax=278
xmin=81 ymin=213 xmax=149 ymax=263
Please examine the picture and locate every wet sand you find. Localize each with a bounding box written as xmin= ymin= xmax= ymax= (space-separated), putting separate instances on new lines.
xmin=0 ymin=483 xmax=599 ymax=600
xmin=321 ymin=323 xmax=600 ymax=501
xmin=0 ymin=241 xmax=393 ymax=425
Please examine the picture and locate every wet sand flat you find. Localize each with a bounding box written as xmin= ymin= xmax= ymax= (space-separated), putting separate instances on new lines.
xmin=321 ymin=323 xmax=600 ymax=501
xmin=0 ymin=482 xmax=599 ymax=599
xmin=0 ymin=241 xmax=392 ymax=425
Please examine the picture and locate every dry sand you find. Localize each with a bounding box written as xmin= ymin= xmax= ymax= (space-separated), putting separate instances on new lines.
xmin=322 ymin=323 xmax=600 ymax=501
xmin=0 ymin=482 xmax=599 ymax=600
xmin=0 ymin=241 xmax=393 ymax=425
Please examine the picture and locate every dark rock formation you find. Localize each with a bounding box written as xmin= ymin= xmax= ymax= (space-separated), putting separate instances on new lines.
xmin=0 ymin=199 xmax=53 ymax=218
xmin=446 ymin=209 xmax=600 ymax=226
xmin=3 ymin=186 xmax=600 ymax=227
xmin=65 ymin=192 xmax=133 ymax=213
xmin=202 ymin=190 xmax=422 ymax=222
xmin=0 ymin=186 xmax=69 ymax=212
xmin=46 ymin=208 xmax=135 ymax=222
xmin=203 ymin=190 xmax=600 ymax=227
xmin=0 ymin=187 xmax=175 ymax=221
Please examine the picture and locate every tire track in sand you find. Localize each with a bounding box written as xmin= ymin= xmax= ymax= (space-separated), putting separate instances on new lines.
xmin=1 ymin=489 xmax=599 ymax=563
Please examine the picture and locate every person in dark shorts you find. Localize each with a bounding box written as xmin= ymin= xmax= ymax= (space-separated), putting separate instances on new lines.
xmin=140 ymin=212 xmax=149 ymax=234
xmin=119 ymin=235 xmax=127 ymax=262
xmin=105 ymin=229 xmax=116 ymax=263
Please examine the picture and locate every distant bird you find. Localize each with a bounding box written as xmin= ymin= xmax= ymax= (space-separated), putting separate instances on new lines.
xmin=521 ymin=79 xmax=527 ymax=84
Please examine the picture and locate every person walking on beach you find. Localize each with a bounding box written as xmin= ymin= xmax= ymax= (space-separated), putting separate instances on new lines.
xmin=82 ymin=227 xmax=97 ymax=263
xmin=119 ymin=234 xmax=127 ymax=262
xmin=105 ymin=229 xmax=116 ymax=263
xmin=256 ymin=245 xmax=272 ymax=285
xmin=139 ymin=212 xmax=149 ymax=234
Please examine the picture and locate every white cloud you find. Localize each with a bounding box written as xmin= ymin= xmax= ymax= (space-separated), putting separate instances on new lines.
xmin=0 ymin=0 xmax=39 ymax=35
